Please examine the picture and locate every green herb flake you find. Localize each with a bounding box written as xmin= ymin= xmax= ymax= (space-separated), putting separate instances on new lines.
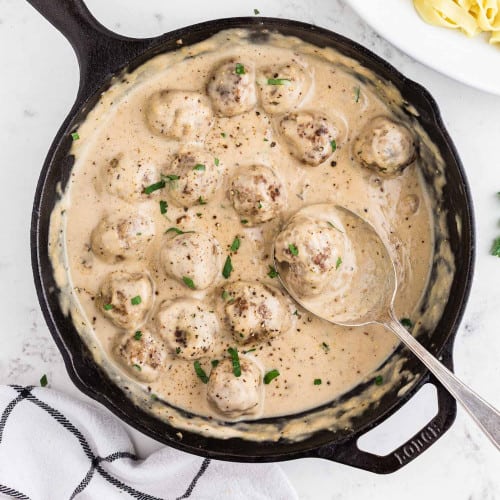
xmin=244 ymin=348 xmax=257 ymax=354
xmin=143 ymin=180 xmax=166 ymax=195
xmin=40 ymin=374 xmax=48 ymax=387
xmin=354 ymin=86 xmax=361 ymax=103
xmin=175 ymin=347 xmax=181 ymax=355
xmin=150 ymin=393 xmax=158 ymax=401
xmin=321 ymin=342 xmax=330 ymax=353
xmin=336 ymin=256 xmax=342 ymax=270
xmin=103 ymin=303 xmax=114 ymax=311
xmin=258 ymin=201 xmax=263 ymax=209
xmin=134 ymin=331 xmax=142 ymax=341
xmin=198 ymin=196 xmax=207 ymax=205
xmin=314 ymin=378 xmax=322 ymax=385
xmin=240 ymin=219 xmax=248 ymax=225
xmin=267 ymin=265 xmax=279 ymax=279
xmin=130 ymin=295 xmax=142 ymax=306
xmin=194 ymin=360 xmax=209 ymax=384
xmin=221 ymin=132 xmax=227 ymax=138
xmin=71 ymin=132 xmax=80 ymax=141
xmin=330 ymin=139 xmax=337 ymax=152
xmin=165 ymin=227 xmax=193 ymax=235
xmin=230 ymin=236 xmax=241 ymax=252
xmin=374 ymin=375 xmax=383 ymax=386
xmin=222 ymin=255 xmax=233 ymax=279
xmin=254 ymin=8 xmax=260 ymax=14
xmin=400 ymin=318 xmax=413 ymax=329
xmin=491 ymin=237 xmax=500 ymax=257
xmin=227 ymin=347 xmax=242 ymax=377
xmin=133 ymin=364 xmax=142 ymax=371
xmin=264 ymin=369 xmax=280 ymax=384
xmin=182 ymin=276 xmax=196 ymax=289
xmin=288 ymin=243 xmax=299 ymax=256
xmin=235 ymin=63 xmax=246 ymax=75
xmin=267 ymin=78 xmax=291 ymax=85
xmin=159 ymin=200 xmax=168 ymax=214
xmin=327 ymin=221 xmax=343 ymax=233
xmin=211 ymin=359 xmax=219 ymax=368
xmin=222 ymin=290 xmax=230 ymax=300
xmin=193 ymin=164 xmax=206 ymax=171
xmin=214 ymin=158 xmax=220 ymax=166
xmin=163 ymin=174 xmax=180 ymax=181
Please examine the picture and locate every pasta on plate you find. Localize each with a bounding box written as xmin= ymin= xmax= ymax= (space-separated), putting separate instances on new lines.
xmin=414 ymin=0 xmax=500 ymax=44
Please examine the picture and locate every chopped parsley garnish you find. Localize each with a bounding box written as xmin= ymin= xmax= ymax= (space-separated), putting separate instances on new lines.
xmin=103 ymin=303 xmax=114 ymax=311
xmin=336 ymin=256 xmax=342 ymax=270
xmin=267 ymin=78 xmax=291 ymax=85
xmin=71 ymin=132 xmax=80 ymax=141
xmin=214 ymin=157 xmax=220 ymax=166
xmin=193 ymin=164 xmax=206 ymax=171
xmin=374 ymin=375 xmax=383 ymax=386
xmin=194 ymin=361 xmax=209 ymax=384
xmin=267 ymin=265 xmax=279 ymax=279
xmin=182 ymin=276 xmax=196 ymax=289
xmin=162 ymin=174 xmax=180 ymax=189
xmin=293 ymin=310 xmax=299 ymax=316
xmin=400 ymin=318 xmax=413 ymax=329
xmin=254 ymin=8 xmax=260 ymax=14
xmin=40 ymin=374 xmax=48 ymax=387
xmin=198 ymin=196 xmax=207 ymax=205
xmin=222 ymin=255 xmax=233 ymax=279
xmin=321 ymin=342 xmax=330 ymax=353
xmin=227 ymin=347 xmax=241 ymax=377
xmin=327 ymin=221 xmax=343 ymax=233
xmin=130 ymin=295 xmax=142 ymax=306
xmin=235 ymin=63 xmax=246 ymax=75
xmin=354 ymin=86 xmax=361 ymax=103
xmin=221 ymin=132 xmax=227 ymax=138
xmin=330 ymin=140 xmax=337 ymax=152
xmin=264 ymin=369 xmax=280 ymax=384
xmin=176 ymin=347 xmax=181 ymax=354
xmin=491 ymin=237 xmax=500 ymax=257
xmin=244 ymin=348 xmax=256 ymax=354
xmin=143 ymin=180 xmax=166 ymax=195
xmin=163 ymin=174 xmax=180 ymax=181
xmin=211 ymin=359 xmax=219 ymax=368
xmin=134 ymin=331 xmax=142 ymax=341
xmin=221 ymin=290 xmax=230 ymax=300
xmin=132 ymin=364 xmax=142 ymax=371
xmin=314 ymin=378 xmax=322 ymax=385
xmin=230 ymin=236 xmax=241 ymax=252
xmin=288 ymin=243 xmax=299 ymax=256
xmin=165 ymin=227 xmax=193 ymax=235
xmin=240 ymin=219 xmax=248 ymax=225
xmin=159 ymin=200 xmax=168 ymax=214
xmin=151 ymin=393 xmax=158 ymax=401
xmin=258 ymin=201 xmax=263 ymax=209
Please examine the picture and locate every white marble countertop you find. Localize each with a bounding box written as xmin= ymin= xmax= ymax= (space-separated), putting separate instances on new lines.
xmin=0 ymin=0 xmax=499 ymax=498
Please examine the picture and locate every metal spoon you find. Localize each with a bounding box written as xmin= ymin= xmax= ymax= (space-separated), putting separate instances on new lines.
xmin=273 ymin=203 xmax=500 ymax=450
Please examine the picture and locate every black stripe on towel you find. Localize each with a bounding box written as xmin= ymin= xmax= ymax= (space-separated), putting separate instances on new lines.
xmin=176 ymin=458 xmax=211 ymax=499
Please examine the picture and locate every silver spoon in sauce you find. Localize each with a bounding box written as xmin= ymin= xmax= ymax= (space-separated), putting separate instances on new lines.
xmin=273 ymin=203 xmax=500 ymax=450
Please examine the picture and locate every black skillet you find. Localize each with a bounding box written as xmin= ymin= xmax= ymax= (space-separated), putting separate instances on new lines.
xmin=28 ymin=0 xmax=475 ymax=473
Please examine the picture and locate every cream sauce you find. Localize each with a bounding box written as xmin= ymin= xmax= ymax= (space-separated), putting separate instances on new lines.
xmin=49 ymin=29 xmax=454 ymax=441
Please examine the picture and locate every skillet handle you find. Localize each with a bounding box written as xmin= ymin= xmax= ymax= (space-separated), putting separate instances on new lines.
xmin=25 ymin=0 xmax=156 ymax=99
xmin=313 ymin=347 xmax=457 ymax=473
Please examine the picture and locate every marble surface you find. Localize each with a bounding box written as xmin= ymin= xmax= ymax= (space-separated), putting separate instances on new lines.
xmin=0 ymin=0 xmax=499 ymax=498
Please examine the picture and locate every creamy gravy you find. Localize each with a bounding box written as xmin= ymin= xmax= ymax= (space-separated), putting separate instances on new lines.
xmin=49 ymin=29 xmax=454 ymax=441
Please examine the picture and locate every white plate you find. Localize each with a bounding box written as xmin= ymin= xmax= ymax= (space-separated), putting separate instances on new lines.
xmin=345 ymin=0 xmax=500 ymax=95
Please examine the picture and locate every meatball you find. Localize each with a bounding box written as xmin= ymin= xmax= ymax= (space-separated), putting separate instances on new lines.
xmin=98 ymin=155 xmax=160 ymax=203
xmin=207 ymin=60 xmax=257 ymax=117
xmin=161 ymin=231 xmax=222 ymax=290
xmin=166 ymin=149 xmax=221 ymax=207
xmin=145 ymin=90 xmax=213 ymax=142
xmin=222 ymin=281 xmax=293 ymax=344
xmin=156 ymin=299 xmax=217 ymax=360
xmin=257 ymin=61 xmax=311 ymax=114
xmin=91 ymin=212 xmax=155 ymax=263
xmin=275 ymin=215 xmax=346 ymax=296
xmin=115 ymin=329 xmax=167 ymax=382
xmin=277 ymin=111 xmax=343 ymax=166
xmin=207 ymin=357 xmax=262 ymax=417
xmin=229 ymin=165 xmax=285 ymax=226
xmin=98 ymin=271 xmax=154 ymax=329
xmin=354 ymin=117 xmax=417 ymax=175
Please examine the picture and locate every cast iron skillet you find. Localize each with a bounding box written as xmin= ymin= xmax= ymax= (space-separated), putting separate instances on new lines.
xmin=28 ymin=0 xmax=475 ymax=473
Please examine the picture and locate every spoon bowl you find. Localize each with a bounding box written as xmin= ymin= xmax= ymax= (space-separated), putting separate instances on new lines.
xmin=273 ymin=203 xmax=500 ymax=451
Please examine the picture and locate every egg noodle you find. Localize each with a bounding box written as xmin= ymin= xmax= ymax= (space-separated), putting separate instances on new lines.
xmin=414 ymin=0 xmax=500 ymax=44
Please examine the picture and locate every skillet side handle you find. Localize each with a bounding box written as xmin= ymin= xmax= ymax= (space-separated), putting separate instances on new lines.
xmin=26 ymin=0 xmax=155 ymax=98
xmin=313 ymin=346 xmax=457 ymax=473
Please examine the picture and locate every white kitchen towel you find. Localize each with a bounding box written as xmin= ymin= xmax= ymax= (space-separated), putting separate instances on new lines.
xmin=0 ymin=385 xmax=297 ymax=500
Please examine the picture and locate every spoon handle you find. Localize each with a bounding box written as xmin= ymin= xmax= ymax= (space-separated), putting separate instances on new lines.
xmin=386 ymin=317 xmax=500 ymax=451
